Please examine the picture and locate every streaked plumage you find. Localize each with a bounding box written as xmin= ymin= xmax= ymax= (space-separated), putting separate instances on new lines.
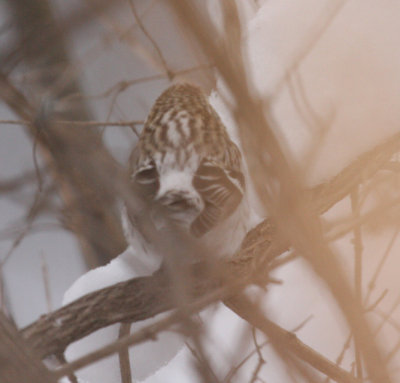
xmin=130 ymin=83 xmax=246 ymax=242
xmin=63 ymin=84 xmax=257 ymax=383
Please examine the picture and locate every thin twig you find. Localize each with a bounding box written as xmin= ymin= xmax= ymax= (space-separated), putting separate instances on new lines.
xmin=225 ymin=295 xmax=360 ymax=383
xmin=373 ymin=310 xmax=400 ymax=333
xmin=222 ymin=338 xmax=270 ymax=383
xmin=127 ymin=0 xmax=172 ymax=79
xmin=53 ymin=286 xmax=231 ymax=379
xmin=75 ymin=65 xmax=212 ymax=102
xmin=0 ymin=119 xmax=144 ymax=127
xmin=249 ymin=327 xmax=265 ymax=383
xmin=364 ymin=289 xmax=388 ymax=313
xmin=275 ymin=0 xmax=348 ymax=98
xmin=384 ymin=338 xmax=400 ymax=365
xmin=0 ymin=222 xmax=62 ymax=241
xmin=325 ymin=194 xmax=400 ymax=242
xmin=0 ymin=186 xmax=51 ymax=267
xmin=32 ymin=130 xmax=43 ymax=192
xmin=185 ymin=339 xmax=221 ymax=383
xmin=41 ymin=253 xmax=52 ymax=313
xmin=324 ymin=332 xmax=353 ymax=383
xmin=0 ymin=169 xmax=42 ymax=193
xmin=350 ymin=187 xmax=363 ymax=380
xmin=118 ymin=323 xmax=132 ymax=383
xmin=373 ymin=294 xmax=400 ymax=337
xmin=365 ymin=224 xmax=400 ymax=304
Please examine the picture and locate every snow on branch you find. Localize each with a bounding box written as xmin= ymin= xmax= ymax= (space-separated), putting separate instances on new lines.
xmin=20 ymin=130 xmax=400 ymax=383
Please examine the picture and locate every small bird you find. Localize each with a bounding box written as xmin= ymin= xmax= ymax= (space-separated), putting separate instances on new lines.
xmin=128 ymin=83 xmax=250 ymax=258
xmin=63 ymin=84 xmax=257 ymax=383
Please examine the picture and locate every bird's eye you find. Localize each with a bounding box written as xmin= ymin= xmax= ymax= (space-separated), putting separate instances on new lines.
xmin=133 ymin=165 xmax=160 ymax=198
xmin=135 ymin=166 xmax=158 ymax=184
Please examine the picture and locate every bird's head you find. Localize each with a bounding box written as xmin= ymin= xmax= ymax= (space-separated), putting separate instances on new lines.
xmin=129 ymin=83 xmax=246 ymax=245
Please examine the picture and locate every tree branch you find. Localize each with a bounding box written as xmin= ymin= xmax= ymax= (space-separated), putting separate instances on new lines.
xmin=4 ymin=0 xmax=127 ymax=267
xmin=225 ymin=295 xmax=360 ymax=383
xmin=19 ymin=130 xmax=400 ymax=383
xmin=0 ymin=312 xmax=56 ymax=383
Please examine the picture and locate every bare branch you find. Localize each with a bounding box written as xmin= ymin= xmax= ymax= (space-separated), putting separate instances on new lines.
xmin=127 ymin=0 xmax=172 ymax=79
xmin=118 ymin=323 xmax=132 ymax=383
xmin=53 ymin=286 xmax=227 ymax=379
xmin=0 ymin=312 xmax=56 ymax=383
xmin=0 ymin=70 xmax=127 ymax=267
xmin=20 ymin=127 xmax=400 ymax=381
xmin=0 ymin=119 xmax=144 ymax=127
xmin=225 ymin=295 xmax=360 ymax=383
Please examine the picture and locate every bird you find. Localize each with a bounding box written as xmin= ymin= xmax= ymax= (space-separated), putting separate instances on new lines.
xmin=127 ymin=82 xmax=251 ymax=259
xmin=63 ymin=83 xmax=258 ymax=383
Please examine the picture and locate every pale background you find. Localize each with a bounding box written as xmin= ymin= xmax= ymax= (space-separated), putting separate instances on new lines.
xmin=2 ymin=0 xmax=400 ymax=381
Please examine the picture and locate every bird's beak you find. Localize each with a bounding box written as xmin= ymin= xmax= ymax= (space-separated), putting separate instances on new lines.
xmin=152 ymin=190 xmax=203 ymax=230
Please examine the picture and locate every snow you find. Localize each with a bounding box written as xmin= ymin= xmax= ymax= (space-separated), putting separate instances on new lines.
xmin=62 ymin=246 xmax=184 ymax=382
xmin=59 ymin=378 xmax=90 ymax=383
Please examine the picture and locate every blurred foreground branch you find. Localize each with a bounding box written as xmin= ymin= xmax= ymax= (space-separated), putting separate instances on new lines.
xmin=165 ymin=3 xmax=395 ymax=382
xmin=4 ymin=0 xmax=126 ymax=267
xmin=3 ymin=2 xmax=400 ymax=380
xmin=0 ymin=313 xmax=56 ymax=383
xmin=20 ymin=130 xmax=400 ymax=382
